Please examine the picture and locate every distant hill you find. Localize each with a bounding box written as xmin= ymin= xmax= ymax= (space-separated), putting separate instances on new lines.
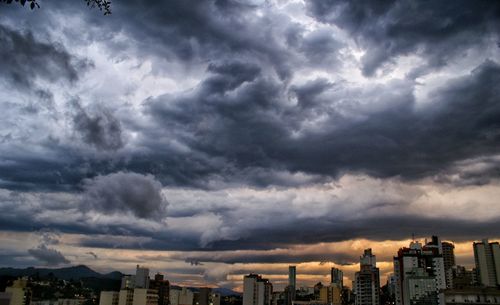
xmin=213 ymin=287 xmax=242 ymax=296
xmin=0 ymin=265 xmax=240 ymax=296
xmin=0 ymin=265 xmax=123 ymax=281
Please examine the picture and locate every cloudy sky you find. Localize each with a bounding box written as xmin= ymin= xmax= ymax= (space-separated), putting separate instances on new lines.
xmin=1 ymin=0 xmax=500 ymax=291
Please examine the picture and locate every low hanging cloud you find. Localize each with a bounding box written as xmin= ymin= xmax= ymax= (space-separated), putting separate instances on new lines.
xmin=28 ymin=244 xmax=70 ymax=266
xmin=72 ymin=100 xmax=125 ymax=151
xmin=81 ymin=172 xmax=168 ymax=220
xmin=0 ymin=23 xmax=90 ymax=89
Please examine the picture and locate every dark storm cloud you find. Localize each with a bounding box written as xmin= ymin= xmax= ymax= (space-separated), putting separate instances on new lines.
xmin=72 ymin=100 xmax=125 ymax=151
xmin=28 ymin=244 xmax=70 ymax=266
xmin=1 ymin=0 xmax=500 ymax=261
xmin=179 ymin=252 xmax=356 ymax=265
xmin=307 ymin=0 xmax=500 ymax=76
xmin=201 ymin=216 xmax=500 ymax=252
xmin=70 ymin=213 xmax=500 ymax=252
xmin=0 ymin=23 xmax=90 ymax=88
xmin=81 ymin=172 xmax=167 ymax=220
xmin=298 ymin=29 xmax=344 ymax=67
xmin=86 ymin=251 xmax=98 ymax=259
xmin=144 ymin=59 xmax=500 ymax=185
xmin=56 ymin=0 xmax=295 ymax=80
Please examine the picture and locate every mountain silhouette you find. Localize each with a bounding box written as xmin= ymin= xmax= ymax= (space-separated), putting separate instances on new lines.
xmin=0 ymin=265 xmax=123 ymax=281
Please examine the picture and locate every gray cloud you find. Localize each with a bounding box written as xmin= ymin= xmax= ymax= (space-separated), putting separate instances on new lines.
xmin=72 ymin=100 xmax=125 ymax=151
xmin=307 ymin=0 xmax=500 ymax=77
xmin=28 ymin=244 xmax=70 ymax=266
xmin=180 ymin=252 xmax=356 ymax=265
xmin=0 ymin=0 xmax=499 ymax=273
xmin=0 ymin=23 xmax=90 ymax=89
xmin=86 ymin=251 xmax=98 ymax=259
xmin=81 ymin=172 xmax=167 ymax=220
xmin=143 ymin=59 xmax=500 ymax=185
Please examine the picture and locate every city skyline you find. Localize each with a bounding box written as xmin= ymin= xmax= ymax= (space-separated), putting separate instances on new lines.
xmin=1 ymin=0 xmax=500 ymax=294
xmin=1 ymin=234 xmax=496 ymax=292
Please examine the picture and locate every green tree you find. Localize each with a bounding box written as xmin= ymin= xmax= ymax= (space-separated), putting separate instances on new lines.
xmin=1 ymin=0 xmax=112 ymax=15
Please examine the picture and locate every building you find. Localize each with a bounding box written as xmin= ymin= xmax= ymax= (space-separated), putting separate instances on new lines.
xmin=58 ymin=300 xmax=84 ymax=305
xmin=386 ymin=274 xmax=396 ymax=299
xmin=354 ymin=249 xmax=380 ymax=305
xmin=318 ymin=285 xmax=342 ymax=305
xmin=1 ymin=278 xmax=31 ymax=305
xmin=330 ymin=268 xmax=343 ymax=287
xmin=169 ymin=289 xmax=180 ymax=305
xmin=100 ymin=291 xmax=120 ymax=305
xmin=443 ymin=287 xmax=500 ymax=304
xmin=199 ymin=288 xmax=211 ymax=305
xmin=150 ymin=274 xmax=170 ymax=305
xmin=243 ymin=274 xmax=273 ymax=305
xmin=441 ymin=242 xmax=455 ymax=288
xmin=473 ymin=239 xmax=500 ymax=287
xmin=449 ymin=266 xmax=475 ymax=289
xmin=170 ymin=288 xmax=193 ymax=305
xmin=118 ymin=289 xmax=134 ymax=305
xmin=341 ymin=287 xmax=354 ymax=305
xmin=289 ymin=266 xmax=297 ymax=289
xmin=286 ymin=266 xmax=297 ymax=305
xmin=210 ymin=293 xmax=221 ymax=305
xmin=393 ymin=236 xmax=446 ymax=305
xmin=135 ymin=265 xmax=150 ymax=289
xmin=403 ymin=268 xmax=438 ymax=305
xmin=132 ymin=289 xmax=160 ymax=305
xmin=122 ymin=276 xmax=136 ymax=290
xmin=0 ymin=293 xmax=11 ymax=305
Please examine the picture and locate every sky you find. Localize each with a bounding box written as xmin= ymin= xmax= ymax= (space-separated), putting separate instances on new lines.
xmin=0 ymin=0 xmax=500 ymax=292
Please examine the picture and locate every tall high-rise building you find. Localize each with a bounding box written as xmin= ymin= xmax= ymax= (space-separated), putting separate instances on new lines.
xmin=441 ymin=242 xmax=455 ymax=270
xmin=354 ymin=249 xmax=380 ymax=305
xmin=122 ymin=266 xmax=150 ymax=290
xmin=135 ymin=265 xmax=150 ymax=289
xmin=243 ymin=274 xmax=272 ymax=305
xmin=331 ymin=268 xmax=343 ymax=287
xmin=285 ymin=266 xmax=296 ymax=305
xmin=288 ymin=266 xmax=296 ymax=289
xmin=393 ymin=237 xmax=446 ymax=305
xmin=150 ymin=273 xmax=170 ymax=305
xmin=198 ymin=288 xmax=211 ymax=305
xmin=441 ymin=241 xmax=455 ymax=288
xmin=473 ymin=239 xmax=500 ymax=287
xmin=122 ymin=276 xmax=136 ymax=290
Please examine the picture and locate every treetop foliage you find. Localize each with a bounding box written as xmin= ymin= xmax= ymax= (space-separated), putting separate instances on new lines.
xmin=1 ymin=0 xmax=112 ymax=15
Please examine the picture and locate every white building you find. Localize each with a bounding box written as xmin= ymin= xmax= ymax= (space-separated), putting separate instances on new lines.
xmin=169 ymin=288 xmax=193 ymax=305
xmin=132 ymin=289 xmax=158 ymax=305
xmin=100 ymin=291 xmax=119 ymax=305
xmin=135 ymin=266 xmax=150 ymax=289
xmin=403 ymin=269 xmax=438 ymax=305
xmin=354 ymin=249 xmax=380 ymax=305
xmin=117 ymin=289 xmax=158 ymax=305
xmin=473 ymin=239 xmax=500 ymax=287
xmin=243 ymin=274 xmax=272 ymax=305
xmin=393 ymin=236 xmax=446 ymax=305
xmin=1 ymin=278 xmax=31 ymax=305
